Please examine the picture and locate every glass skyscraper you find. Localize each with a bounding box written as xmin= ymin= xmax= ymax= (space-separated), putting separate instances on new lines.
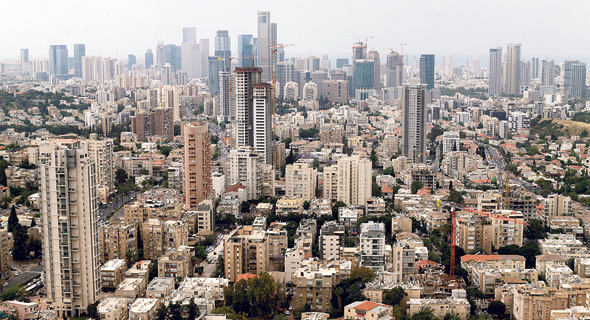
xmin=165 ymin=44 xmax=181 ymax=71
xmin=49 ymin=45 xmax=69 ymax=75
xmin=238 ymin=35 xmax=253 ymax=68
xmin=419 ymin=54 xmax=435 ymax=90
xmin=145 ymin=50 xmax=153 ymax=69
xmin=215 ymin=30 xmax=231 ymax=70
xmin=73 ymin=44 xmax=85 ymax=78
xmin=128 ymin=54 xmax=136 ymax=69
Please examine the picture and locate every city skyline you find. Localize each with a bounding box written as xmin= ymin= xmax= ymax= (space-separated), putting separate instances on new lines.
xmin=2 ymin=0 xmax=590 ymax=65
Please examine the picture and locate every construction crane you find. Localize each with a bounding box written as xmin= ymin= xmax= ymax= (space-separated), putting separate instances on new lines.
xmin=268 ymin=43 xmax=295 ymax=115
xmin=450 ymin=206 xmax=457 ymax=276
xmin=399 ymin=43 xmax=407 ymax=57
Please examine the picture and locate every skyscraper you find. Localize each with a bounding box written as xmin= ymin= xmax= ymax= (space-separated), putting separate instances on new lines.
xmin=128 ymin=54 xmax=136 ymax=69
xmin=235 ymin=67 xmax=273 ymax=164
xmin=219 ymin=70 xmax=231 ymax=121
xmin=165 ymin=44 xmax=181 ymax=71
xmin=40 ymin=140 xmax=100 ymax=318
xmin=354 ymin=59 xmax=374 ymax=101
xmin=49 ymin=45 xmax=69 ymax=75
xmin=156 ymin=44 xmax=166 ymax=67
xmin=541 ymin=59 xmax=555 ymax=86
xmin=20 ymin=49 xmax=29 ymax=73
xmin=368 ymin=49 xmax=380 ymax=91
xmin=183 ymin=27 xmax=197 ymax=44
xmin=521 ymin=60 xmax=531 ymax=86
xmin=386 ymin=51 xmax=403 ymax=88
xmin=336 ymin=58 xmax=349 ymax=69
xmin=257 ymin=11 xmax=277 ymax=82
xmin=443 ymin=55 xmax=454 ymax=76
xmin=419 ymin=54 xmax=435 ymax=90
xmin=199 ymin=39 xmax=209 ymax=78
xmin=531 ymin=57 xmax=539 ymax=78
xmin=505 ymin=43 xmax=521 ymax=95
xmin=238 ymin=35 xmax=254 ymax=68
xmin=570 ymin=62 xmax=587 ymax=98
xmin=73 ymin=44 xmax=85 ymax=78
xmin=183 ymin=122 xmax=213 ymax=210
xmin=473 ymin=58 xmax=481 ymax=77
xmin=402 ymin=80 xmax=427 ymax=164
xmin=145 ymin=49 xmax=153 ymax=69
xmin=489 ymin=47 xmax=503 ymax=96
xmin=215 ymin=30 xmax=231 ymax=70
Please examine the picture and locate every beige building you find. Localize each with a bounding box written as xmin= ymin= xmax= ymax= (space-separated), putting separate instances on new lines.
xmin=128 ymin=298 xmax=160 ymax=320
xmin=344 ymin=301 xmax=393 ymax=320
xmin=407 ymin=298 xmax=470 ymax=320
xmin=326 ymin=154 xmax=371 ymax=206
xmin=391 ymin=215 xmax=412 ymax=233
xmin=320 ymin=124 xmax=343 ymax=144
xmin=285 ymin=160 xmax=317 ymax=202
xmin=97 ymin=298 xmax=128 ymax=320
xmin=266 ymin=224 xmax=288 ymax=257
xmin=39 ymin=140 xmax=101 ymax=318
xmin=116 ymin=277 xmax=146 ymax=302
xmin=228 ymin=147 xmax=274 ymax=201
xmin=101 ymin=259 xmax=127 ymax=291
xmin=145 ymin=277 xmax=175 ymax=302
xmin=477 ymin=192 xmax=502 ymax=212
xmin=141 ymin=219 xmax=188 ymax=260
xmin=99 ymin=220 xmax=138 ymax=262
xmin=183 ymin=122 xmax=213 ymax=210
xmin=535 ymin=254 xmax=567 ymax=275
xmin=294 ymin=262 xmax=339 ymax=312
xmin=322 ymin=165 xmax=339 ymax=200
xmin=185 ymin=199 xmax=215 ymax=234
xmin=0 ymin=229 xmax=10 ymax=277
xmin=81 ymin=134 xmax=115 ymax=199
xmin=456 ymin=214 xmax=493 ymax=254
xmin=0 ymin=301 xmax=39 ymax=320
xmin=491 ymin=210 xmax=524 ymax=248
xmin=276 ymin=197 xmax=303 ymax=215
xmin=158 ymin=252 xmax=192 ymax=278
xmin=224 ymin=225 xmax=269 ymax=282
xmin=544 ymin=194 xmax=572 ymax=216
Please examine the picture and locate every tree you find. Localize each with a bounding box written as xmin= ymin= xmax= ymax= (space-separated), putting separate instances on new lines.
xmin=293 ymin=304 xmax=311 ymax=320
xmin=115 ymin=168 xmax=128 ymax=185
xmin=187 ymin=299 xmax=199 ymax=320
xmin=195 ymin=246 xmax=208 ymax=261
xmin=350 ymin=266 xmax=377 ymax=283
xmin=155 ymin=304 xmax=167 ymax=320
xmin=87 ymin=301 xmax=99 ymax=319
xmin=332 ymin=201 xmax=347 ymax=219
xmin=447 ymin=190 xmax=464 ymax=204
xmin=148 ymin=260 xmax=158 ymax=282
xmin=12 ymin=224 xmax=29 ymax=261
xmin=26 ymin=238 xmax=42 ymax=259
xmin=29 ymin=217 xmax=35 ymax=228
xmin=524 ymin=219 xmax=547 ymax=240
xmin=566 ymin=257 xmax=575 ymax=271
xmin=7 ymin=205 xmax=19 ymax=233
xmin=286 ymin=149 xmax=295 ymax=165
xmin=334 ymin=286 xmax=345 ymax=310
xmin=411 ymin=181 xmax=424 ymax=194
xmin=224 ymin=272 xmax=285 ymax=318
xmin=444 ymin=314 xmax=461 ymax=320
xmin=211 ymin=306 xmax=247 ymax=320
xmin=303 ymin=201 xmax=310 ymax=210
xmin=168 ymin=301 xmax=183 ymax=320
xmin=487 ymin=301 xmax=506 ymax=318
xmin=411 ymin=307 xmax=438 ymax=320
xmin=382 ymin=286 xmax=407 ymax=307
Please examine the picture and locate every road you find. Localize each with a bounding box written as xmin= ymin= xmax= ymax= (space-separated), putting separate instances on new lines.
xmin=210 ymin=123 xmax=229 ymax=160
xmin=98 ymin=192 xmax=137 ymax=222
xmin=1 ymin=265 xmax=43 ymax=293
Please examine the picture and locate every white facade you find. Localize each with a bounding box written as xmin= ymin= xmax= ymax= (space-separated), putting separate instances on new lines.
xmin=402 ymin=81 xmax=427 ymax=163
xmin=442 ymin=131 xmax=460 ymax=153
xmin=360 ymin=222 xmax=386 ymax=272
xmin=285 ymin=160 xmax=317 ymax=202
xmin=336 ymin=154 xmax=371 ymax=206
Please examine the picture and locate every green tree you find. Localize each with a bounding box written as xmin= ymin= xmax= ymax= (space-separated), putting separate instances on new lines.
xmin=26 ymin=238 xmax=42 ymax=259
xmin=187 ymin=299 xmax=199 ymax=320
xmin=303 ymin=201 xmax=310 ymax=210
xmin=224 ymin=272 xmax=285 ymax=318
xmin=444 ymin=314 xmax=461 ymax=320
xmin=331 ymin=201 xmax=347 ymax=219
xmin=334 ymin=286 xmax=345 ymax=310
xmin=29 ymin=217 xmax=35 ymax=228
xmin=12 ymin=224 xmax=29 ymax=261
xmin=411 ymin=307 xmax=438 ymax=320
xmin=293 ymin=304 xmax=311 ymax=320
xmin=524 ymin=219 xmax=547 ymax=240
xmin=447 ymin=190 xmax=464 ymax=204
xmin=155 ymin=304 xmax=167 ymax=320
xmin=148 ymin=260 xmax=158 ymax=282
xmin=487 ymin=301 xmax=506 ymax=318
xmin=411 ymin=181 xmax=424 ymax=194
xmin=87 ymin=301 xmax=99 ymax=319
xmin=7 ymin=205 xmax=18 ymax=233
xmin=350 ymin=266 xmax=377 ymax=283
xmin=195 ymin=246 xmax=208 ymax=261
xmin=168 ymin=301 xmax=183 ymax=320
xmin=286 ymin=149 xmax=295 ymax=165
xmin=527 ymin=146 xmax=540 ymax=156
xmin=115 ymin=168 xmax=128 ymax=185
xmin=566 ymin=257 xmax=575 ymax=271
xmin=382 ymin=286 xmax=407 ymax=306
xmin=211 ymin=306 xmax=247 ymax=320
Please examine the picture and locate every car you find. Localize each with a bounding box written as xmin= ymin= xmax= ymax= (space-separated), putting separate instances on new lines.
xmin=3 ymin=282 xmax=8 ymax=287
xmin=14 ymin=271 xmax=19 ymax=276
xmin=289 ymin=306 xmax=293 ymax=311
xmin=286 ymin=311 xmax=290 ymax=315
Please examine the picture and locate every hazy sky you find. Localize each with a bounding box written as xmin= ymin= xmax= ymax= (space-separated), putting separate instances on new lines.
xmin=3 ymin=0 xmax=590 ymax=66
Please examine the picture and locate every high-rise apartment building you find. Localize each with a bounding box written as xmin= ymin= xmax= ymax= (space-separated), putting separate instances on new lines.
xmin=520 ymin=60 xmax=532 ymax=87
xmin=419 ymin=54 xmax=435 ymax=90
xmin=336 ymin=154 xmax=372 ymax=206
xmin=215 ymin=30 xmax=231 ymax=70
xmin=541 ymin=59 xmax=555 ymax=86
xmin=20 ymin=49 xmax=30 ymax=73
xmin=223 ymin=225 xmax=269 ymax=282
xmin=505 ymin=44 xmax=521 ymax=95
xmin=234 ymin=67 xmax=272 ymax=164
xmin=145 ymin=49 xmax=153 ymax=69
xmin=219 ymin=70 xmax=231 ymax=121
xmin=544 ymin=194 xmax=572 ymax=216
xmin=531 ymin=57 xmax=539 ymax=78
xmin=285 ymin=160 xmax=317 ymax=202
xmin=183 ymin=122 xmax=213 ymax=210
xmin=30 ymin=59 xmax=49 ymax=79
xmin=473 ymin=57 xmax=481 ymax=77
xmin=443 ymin=55 xmax=454 ymax=76
xmin=276 ymin=61 xmax=296 ymax=98
xmin=199 ymin=39 xmax=209 ymax=78
xmin=386 ymin=51 xmax=404 ymax=88
xmin=491 ymin=210 xmax=524 ymax=248
xmin=99 ymin=220 xmax=138 ymax=262
xmin=320 ymin=124 xmax=343 ymax=144
xmin=81 ymin=56 xmax=112 ymax=83
xmin=257 ymin=11 xmax=277 ymax=82
xmin=360 ymin=222 xmax=386 ymax=272
xmin=368 ymin=49 xmax=381 ymax=91
xmin=49 ymin=45 xmax=69 ymax=75
xmin=183 ymin=27 xmax=196 ymax=44
xmin=238 ymin=35 xmax=254 ymax=68
xmin=489 ymin=47 xmax=503 ymax=96
xmin=39 ymin=140 xmax=100 ymax=318
xmin=228 ymin=147 xmax=274 ymax=200
xmin=402 ymin=80 xmax=427 ymax=163
xmin=81 ymin=134 xmax=115 ymax=199
xmin=456 ymin=215 xmax=493 ymax=254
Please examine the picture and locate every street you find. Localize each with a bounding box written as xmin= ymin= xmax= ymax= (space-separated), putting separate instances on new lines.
xmin=1 ymin=265 xmax=43 ymax=293
xmin=98 ymin=192 xmax=137 ymax=222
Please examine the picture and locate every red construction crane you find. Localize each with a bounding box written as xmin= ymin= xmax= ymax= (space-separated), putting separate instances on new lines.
xmin=450 ymin=206 xmax=457 ymax=276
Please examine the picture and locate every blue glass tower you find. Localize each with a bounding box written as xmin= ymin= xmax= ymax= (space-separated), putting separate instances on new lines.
xmin=419 ymin=54 xmax=435 ymax=90
xmin=238 ymin=35 xmax=253 ymax=68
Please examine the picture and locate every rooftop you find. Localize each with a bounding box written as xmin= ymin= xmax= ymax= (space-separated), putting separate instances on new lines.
xmin=129 ymin=298 xmax=159 ymax=313
xmin=101 ymin=259 xmax=126 ymax=272
xmin=146 ymin=277 xmax=175 ymax=292
xmin=97 ymin=298 xmax=127 ymax=313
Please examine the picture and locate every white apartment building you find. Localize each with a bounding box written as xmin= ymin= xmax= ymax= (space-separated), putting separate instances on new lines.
xmin=360 ymin=222 xmax=386 ymax=273
xmin=285 ymin=160 xmax=317 ymax=202
xmin=442 ymin=131 xmax=460 ymax=153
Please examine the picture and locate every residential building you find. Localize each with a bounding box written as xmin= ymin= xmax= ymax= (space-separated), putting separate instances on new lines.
xmin=183 ymin=122 xmax=213 ymax=210
xmin=320 ymin=124 xmax=343 ymax=144
xmin=333 ymin=154 xmax=371 ymax=206
xmin=185 ymin=199 xmax=215 ymax=234
xmin=228 ymin=147 xmax=274 ymax=200
xmin=266 ymin=223 xmax=288 ymax=257
xmin=0 ymin=301 xmax=40 ymax=320
xmin=407 ymin=298 xmax=470 ymax=320
xmin=223 ymin=225 xmax=269 ymax=282
xmin=391 ymin=215 xmax=412 ymax=233
xmin=145 ymin=277 xmax=176 ymax=302
xmin=402 ymin=80 xmax=427 ymax=163
xmin=319 ymin=221 xmax=345 ymax=260
xmin=101 ymin=259 xmax=127 ymax=291
xmin=456 ymin=215 xmax=493 ymax=254
xmin=344 ymin=301 xmax=393 ymax=320
xmin=360 ymin=222 xmax=386 ymax=273
xmin=0 ymin=229 xmax=10 ymax=277
xmin=285 ymin=160 xmax=317 ymax=202
xmin=99 ymin=220 xmax=138 ymax=262
xmin=505 ymin=44 xmax=522 ymax=95
xmin=293 ymin=261 xmax=339 ymax=312
xmin=141 ymin=219 xmax=188 ymax=260
xmin=491 ymin=210 xmax=524 ymax=248
xmin=158 ymin=252 xmax=191 ymax=278
xmin=128 ymin=298 xmax=160 ymax=320
xmin=544 ymin=194 xmax=572 ymax=216
xmin=82 ymin=135 xmax=115 ymax=199
xmin=97 ymin=298 xmax=128 ymax=320
xmin=39 ymin=140 xmax=100 ymax=318
xmin=322 ymin=80 xmax=349 ymax=104
xmin=442 ymin=131 xmax=460 ymax=153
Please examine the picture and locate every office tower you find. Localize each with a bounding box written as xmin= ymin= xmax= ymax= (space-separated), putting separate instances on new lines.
xmin=219 ymin=70 xmax=231 ymax=121
xmin=473 ymin=58 xmax=481 ymax=77
xmin=531 ymin=57 xmax=539 ymax=78
xmin=145 ymin=49 xmax=153 ymax=69
xmin=183 ymin=122 xmax=212 ymax=210
xmin=276 ymin=61 xmax=295 ymax=98
xmin=128 ymin=54 xmax=136 ymax=69
xmin=322 ymin=80 xmax=348 ymax=104
xmin=419 ymin=54 xmax=435 ymax=90
xmin=443 ymin=55 xmax=454 ymax=76
xmin=368 ymin=49 xmax=380 ymax=91
xmin=505 ymin=44 xmax=521 ymax=95
xmin=541 ymin=59 xmax=555 ymax=86
xmin=73 ymin=44 xmax=85 ymax=78
xmin=521 ymin=60 xmax=531 ymax=86
xmin=336 ymin=154 xmax=372 ymax=206
xmin=257 ymin=11 xmax=277 ymax=82
xmin=570 ymin=62 xmax=587 ymax=98
xmin=49 ymin=45 xmax=69 ymax=75
xmin=402 ymin=80 xmax=427 ymax=163
xmin=183 ymin=27 xmax=197 ymax=44
xmin=304 ymin=56 xmax=320 ymax=72
xmin=199 ymin=39 xmax=209 ymax=77
xmin=354 ymin=59 xmax=374 ymax=100
xmin=39 ymin=140 xmax=100 ymax=318
xmin=285 ymin=160 xmax=317 ymax=202
xmin=30 ymin=59 xmax=49 ymax=80
xmin=165 ymin=44 xmax=181 ymax=71
xmin=235 ymin=67 xmax=273 ymax=165
xmin=156 ymin=44 xmax=166 ymax=67
xmin=489 ymin=47 xmax=503 ymax=96
xmin=20 ymin=49 xmax=30 ymax=73
xmin=336 ymin=58 xmax=349 ymax=69
xmin=215 ymin=30 xmax=231 ymax=70
xmin=238 ymin=34 xmax=254 ymax=68
xmin=321 ymin=55 xmax=330 ymax=70
xmin=386 ymin=51 xmax=403 ymax=88
xmin=208 ymin=57 xmax=221 ymax=95
xmin=181 ymin=42 xmax=194 ymax=76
